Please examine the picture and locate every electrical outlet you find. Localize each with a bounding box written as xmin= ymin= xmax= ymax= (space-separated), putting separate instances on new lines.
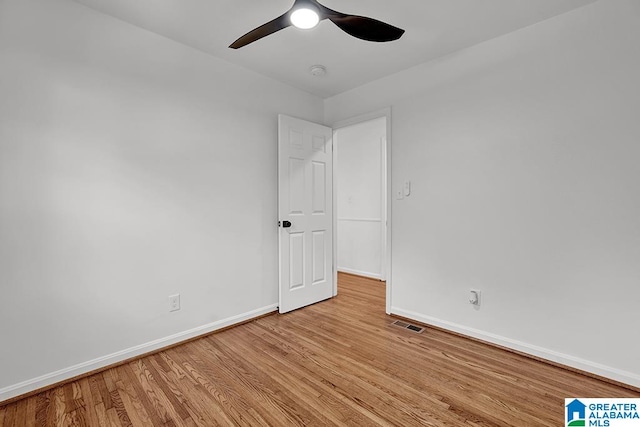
xmin=469 ymin=290 xmax=481 ymax=306
xmin=169 ymin=294 xmax=180 ymax=312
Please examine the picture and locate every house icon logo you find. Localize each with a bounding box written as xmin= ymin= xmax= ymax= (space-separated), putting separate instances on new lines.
xmin=566 ymin=399 xmax=587 ymax=426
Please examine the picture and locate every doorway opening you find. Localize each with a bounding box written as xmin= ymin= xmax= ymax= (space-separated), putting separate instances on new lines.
xmin=332 ymin=110 xmax=391 ymax=313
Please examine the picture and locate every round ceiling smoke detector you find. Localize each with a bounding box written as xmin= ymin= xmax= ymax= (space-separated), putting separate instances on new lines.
xmin=310 ymin=65 xmax=327 ymax=77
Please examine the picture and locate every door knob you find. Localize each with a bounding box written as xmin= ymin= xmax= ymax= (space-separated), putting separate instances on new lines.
xmin=280 ymin=220 xmax=292 ymax=228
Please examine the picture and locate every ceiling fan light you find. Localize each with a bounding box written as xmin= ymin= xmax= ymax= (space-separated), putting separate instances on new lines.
xmin=290 ymin=8 xmax=320 ymax=29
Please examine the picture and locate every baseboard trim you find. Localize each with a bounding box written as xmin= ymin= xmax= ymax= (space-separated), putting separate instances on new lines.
xmin=0 ymin=304 xmax=278 ymax=405
xmin=337 ymin=267 xmax=382 ymax=281
xmin=390 ymin=307 xmax=640 ymax=391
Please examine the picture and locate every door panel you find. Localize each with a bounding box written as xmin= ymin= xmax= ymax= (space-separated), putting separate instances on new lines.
xmin=312 ymin=231 xmax=326 ymax=284
xmin=289 ymin=158 xmax=305 ymax=214
xmin=311 ymin=161 xmax=326 ymax=213
xmin=289 ymin=232 xmax=305 ymax=290
xmin=278 ymin=115 xmax=333 ymax=313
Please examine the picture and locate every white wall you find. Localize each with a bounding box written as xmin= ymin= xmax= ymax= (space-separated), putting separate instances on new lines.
xmin=326 ymin=0 xmax=640 ymax=387
xmin=336 ymin=117 xmax=386 ymax=279
xmin=0 ymin=0 xmax=323 ymax=401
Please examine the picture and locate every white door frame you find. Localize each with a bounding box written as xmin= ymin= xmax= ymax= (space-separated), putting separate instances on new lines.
xmin=329 ymin=108 xmax=392 ymax=314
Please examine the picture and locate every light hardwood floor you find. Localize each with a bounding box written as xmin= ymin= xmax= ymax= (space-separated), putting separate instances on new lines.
xmin=1 ymin=273 xmax=638 ymax=426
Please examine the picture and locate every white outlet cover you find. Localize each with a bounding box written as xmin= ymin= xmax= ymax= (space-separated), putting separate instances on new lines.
xmin=169 ymin=294 xmax=180 ymax=312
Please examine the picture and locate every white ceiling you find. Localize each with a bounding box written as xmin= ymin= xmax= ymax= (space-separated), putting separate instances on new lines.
xmin=72 ymin=0 xmax=597 ymax=98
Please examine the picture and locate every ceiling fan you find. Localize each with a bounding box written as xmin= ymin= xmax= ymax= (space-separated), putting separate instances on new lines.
xmin=229 ymin=0 xmax=405 ymax=49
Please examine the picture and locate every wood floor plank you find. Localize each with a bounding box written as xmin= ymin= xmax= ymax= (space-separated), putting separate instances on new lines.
xmin=76 ymin=378 xmax=102 ymax=427
xmin=158 ymin=352 xmax=197 ymax=386
xmin=216 ymin=324 xmax=394 ymax=427
xmin=119 ymin=363 xmax=173 ymax=427
xmin=143 ymin=357 xmax=196 ymax=425
xmin=23 ymin=396 xmax=37 ymax=427
xmin=160 ymin=350 xmax=246 ymax=426
xmin=247 ymin=318 xmax=477 ymax=426
xmin=91 ymin=375 xmax=112 ymax=412
xmin=107 ymin=368 xmax=152 ymax=427
xmin=2 ymin=272 xmax=638 ymax=426
xmin=128 ymin=360 xmax=182 ymax=426
xmin=51 ymin=387 xmax=67 ymax=426
xmin=92 ymin=402 xmax=111 ymax=427
xmin=187 ymin=339 xmax=301 ymax=426
xmin=270 ymin=314 xmax=529 ymax=425
xmin=13 ymin=396 xmax=29 ymax=427
xmin=243 ymin=320 xmax=465 ymax=426
xmin=2 ymin=402 xmax=16 ymax=427
xmin=105 ymin=407 xmax=122 ymax=427
xmin=102 ymin=369 xmax=134 ymax=427
xmin=34 ymin=391 xmax=51 ymax=427
xmin=203 ymin=334 xmax=341 ymax=426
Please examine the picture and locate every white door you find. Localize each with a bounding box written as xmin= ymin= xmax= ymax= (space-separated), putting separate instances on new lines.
xmin=278 ymin=115 xmax=334 ymax=313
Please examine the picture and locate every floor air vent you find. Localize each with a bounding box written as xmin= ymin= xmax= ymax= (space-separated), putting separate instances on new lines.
xmin=391 ymin=320 xmax=425 ymax=334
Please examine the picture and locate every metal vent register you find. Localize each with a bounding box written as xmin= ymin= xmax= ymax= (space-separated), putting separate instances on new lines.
xmin=391 ymin=320 xmax=425 ymax=334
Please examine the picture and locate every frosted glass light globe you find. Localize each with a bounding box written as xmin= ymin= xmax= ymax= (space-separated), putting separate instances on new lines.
xmin=291 ymin=8 xmax=320 ymax=29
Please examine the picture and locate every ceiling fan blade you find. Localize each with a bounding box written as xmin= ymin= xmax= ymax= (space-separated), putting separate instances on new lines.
xmin=326 ymin=14 xmax=404 ymax=42
xmin=229 ymin=12 xmax=292 ymax=49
